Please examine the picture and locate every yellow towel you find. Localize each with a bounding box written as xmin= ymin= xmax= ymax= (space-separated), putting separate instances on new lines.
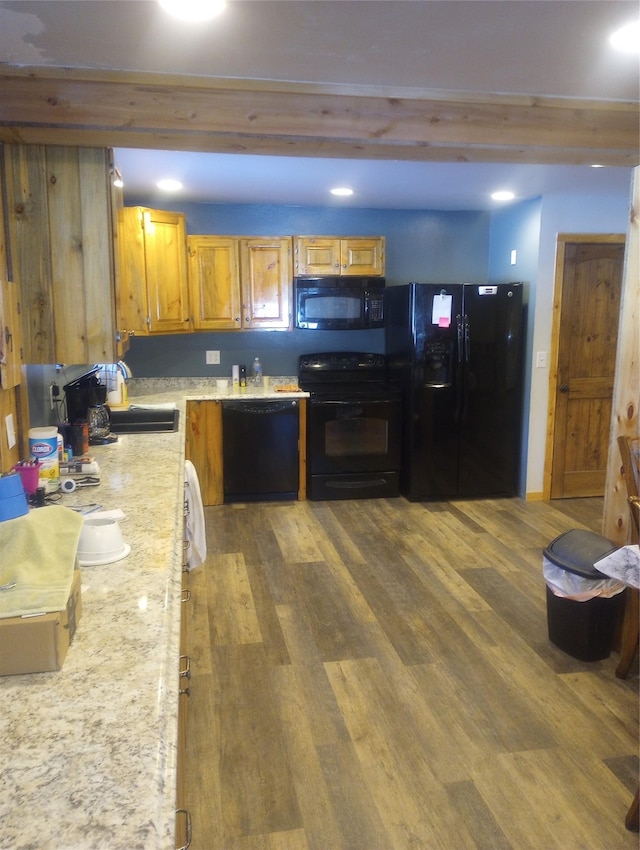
xmin=0 ymin=505 xmax=83 ymax=618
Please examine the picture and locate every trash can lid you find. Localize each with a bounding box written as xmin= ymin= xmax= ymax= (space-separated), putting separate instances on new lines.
xmin=543 ymin=529 xmax=618 ymax=579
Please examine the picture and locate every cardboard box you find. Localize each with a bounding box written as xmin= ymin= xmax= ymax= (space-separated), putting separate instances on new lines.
xmin=0 ymin=568 xmax=82 ymax=676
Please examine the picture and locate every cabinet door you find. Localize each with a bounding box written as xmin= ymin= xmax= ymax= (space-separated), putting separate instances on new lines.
xmin=5 ymin=145 xmax=118 ymax=363
xmin=239 ymin=237 xmax=292 ymax=330
xmin=185 ymin=400 xmax=224 ymax=506
xmin=142 ymin=209 xmax=190 ymax=334
xmin=117 ymin=206 xmax=150 ymax=337
xmin=340 ymin=237 xmax=385 ymax=276
xmin=0 ymin=279 xmax=23 ymax=390
xmin=294 ymin=237 xmax=340 ymax=276
xmin=187 ymin=236 xmax=241 ymax=330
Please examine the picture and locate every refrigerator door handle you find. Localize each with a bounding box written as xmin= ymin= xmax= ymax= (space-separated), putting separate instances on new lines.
xmin=464 ymin=315 xmax=471 ymax=362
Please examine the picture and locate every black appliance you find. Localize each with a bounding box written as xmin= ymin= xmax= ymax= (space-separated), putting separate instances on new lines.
xmin=294 ymin=276 xmax=385 ymax=330
xmin=221 ymin=400 xmax=300 ymax=502
xmin=385 ymin=282 xmax=524 ymax=500
xmin=64 ymin=368 xmax=117 ymax=445
xmin=298 ymin=352 xmax=402 ymax=500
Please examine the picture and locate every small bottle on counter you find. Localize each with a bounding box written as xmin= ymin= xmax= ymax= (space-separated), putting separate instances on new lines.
xmin=252 ymin=357 xmax=263 ymax=386
xmin=239 ymin=364 xmax=247 ymax=387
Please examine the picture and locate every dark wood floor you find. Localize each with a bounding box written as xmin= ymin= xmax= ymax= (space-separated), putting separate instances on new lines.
xmin=184 ymin=496 xmax=639 ymax=850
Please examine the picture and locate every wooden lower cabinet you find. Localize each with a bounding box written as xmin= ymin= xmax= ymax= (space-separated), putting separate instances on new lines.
xmin=185 ymin=400 xmax=224 ymax=507
xmin=176 ymin=515 xmax=192 ymax=849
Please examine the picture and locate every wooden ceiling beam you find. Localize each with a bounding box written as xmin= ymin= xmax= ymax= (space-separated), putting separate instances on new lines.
xmin=0 ymin=68 xmax=637 ymax=166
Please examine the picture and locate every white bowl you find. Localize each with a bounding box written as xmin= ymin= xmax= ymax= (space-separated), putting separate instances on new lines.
xmin=78 ymin=517 xmax=125 ymax=560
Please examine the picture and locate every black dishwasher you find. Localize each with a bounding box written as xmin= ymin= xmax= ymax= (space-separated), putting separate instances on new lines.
xmin=222 ymin=400 xmax=300 ymax=502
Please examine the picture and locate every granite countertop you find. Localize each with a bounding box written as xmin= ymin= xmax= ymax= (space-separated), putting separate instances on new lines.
xmin=0 ymin=407 xmax=187 ymax=849
xmin=0 ymin=378 xmax=309 ymax=849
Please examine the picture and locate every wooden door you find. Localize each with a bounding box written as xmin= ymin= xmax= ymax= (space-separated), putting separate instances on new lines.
xmin=294 ymin=236 xmax=340 ymax=275
xmin=549 ymin=237 xmax=625 ymax=498
xmin=239 ymin=237 xmax=292 ymax=330
xmin=340 ymin=237 xmax=385 ymax=276
xmin=187 ymin=236 xmax=241 ymax=330
xmin=142 ymin=209 xmax=190 ymax=334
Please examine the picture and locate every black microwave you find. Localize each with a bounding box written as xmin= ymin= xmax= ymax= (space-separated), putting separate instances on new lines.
xmin=294 ymin=276 xmax=385 ymax=330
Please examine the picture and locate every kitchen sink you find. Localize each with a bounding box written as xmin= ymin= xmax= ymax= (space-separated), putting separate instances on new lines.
xmin=109 ymin=407 xmax=179 ymax=434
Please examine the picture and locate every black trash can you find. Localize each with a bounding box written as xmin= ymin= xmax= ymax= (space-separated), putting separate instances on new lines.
xmin=543 ymin=529 xmax=624 ymax=662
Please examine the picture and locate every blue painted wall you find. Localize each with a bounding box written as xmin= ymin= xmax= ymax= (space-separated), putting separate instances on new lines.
xmin=123 ymin=200 xmax=491 ymax=378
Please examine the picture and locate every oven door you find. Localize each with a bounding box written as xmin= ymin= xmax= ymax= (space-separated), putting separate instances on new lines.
xmin=307 ymin=396 xmax=402 ymax=499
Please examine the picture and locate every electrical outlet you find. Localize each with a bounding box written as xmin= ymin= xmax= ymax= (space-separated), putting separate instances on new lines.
xmin=205 ymin=350 xmax=221 ymax=365
xmin=536 ymin=351 xmax=548 ymax=369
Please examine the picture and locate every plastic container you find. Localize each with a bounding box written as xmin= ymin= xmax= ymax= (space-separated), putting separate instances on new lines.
xmin=252 ymin=357 xmax=263 ymax=386
xmin=29 ymin=427 xmax=60 ymax=494
xmin=543 ymin=529 xmax=625 ymax=661
xmin=239 ymin=365 xmax=247 ymax=388
xmin=11 ymin=461 xmax=42 ymax=496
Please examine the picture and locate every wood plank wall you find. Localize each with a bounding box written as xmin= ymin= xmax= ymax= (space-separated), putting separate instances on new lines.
xmin=603 ymin=167 xmax=640 ymax=544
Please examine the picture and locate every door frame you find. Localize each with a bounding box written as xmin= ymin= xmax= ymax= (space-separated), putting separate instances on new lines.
xmin=543 ymin=232 xmax=626 ymax=500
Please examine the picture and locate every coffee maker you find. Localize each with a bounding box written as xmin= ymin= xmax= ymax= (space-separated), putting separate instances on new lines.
xmin=64 ymin=369 xmax=117 ymax=445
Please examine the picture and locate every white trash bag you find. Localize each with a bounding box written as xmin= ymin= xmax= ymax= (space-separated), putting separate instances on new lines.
xmin=543 ymin=556 xmax=625 ymax=601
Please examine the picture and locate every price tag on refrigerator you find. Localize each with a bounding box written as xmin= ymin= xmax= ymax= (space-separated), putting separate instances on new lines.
xmin=432 ymin=294 xmax=452 ymax=327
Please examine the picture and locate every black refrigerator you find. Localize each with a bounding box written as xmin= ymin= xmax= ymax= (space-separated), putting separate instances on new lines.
xmin=385 ymin=282 xmax=525 ymax=500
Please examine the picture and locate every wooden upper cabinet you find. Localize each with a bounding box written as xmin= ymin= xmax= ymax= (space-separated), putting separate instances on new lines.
xmin=341 ymin=237 xmax=385 ymax=275
xmin=187 ymin=236 xmax=241 ymax=330
xmin=294 ymin=237 xmax=341 ymax=275
xmin=0 ymin=279 xmax=24 ymax=390
xmin=117 ymin=207 xmax=190 ymax=335
xmin=294 ymin=236 xmax=385 ymax=276
xmin=4 ymin=144 xmax=118 ymax=364
xmin=239 ymin=237 xmax=292 ymax=330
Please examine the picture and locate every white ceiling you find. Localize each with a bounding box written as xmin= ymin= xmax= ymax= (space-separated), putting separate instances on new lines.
xmin=0 ymin=0 xmax=638 ymax=210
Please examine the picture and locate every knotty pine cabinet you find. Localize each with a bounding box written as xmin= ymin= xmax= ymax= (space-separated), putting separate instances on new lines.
xmin=3 ymin=144 xmax=120 ymax=364
xmin=176 ymin=506 xmax=192 ymax=850
xmin=185 ymin=400 xmax=224 ymax=506
xmin=0 ymin=278 xmax=23 ymax=391
xmin=188 ymin=235 xmax=293 ymax=331
xmin=294 ymin=236 xmax=385 ymax=277
xmin=118 ymin=207 xmax=190 ymax=337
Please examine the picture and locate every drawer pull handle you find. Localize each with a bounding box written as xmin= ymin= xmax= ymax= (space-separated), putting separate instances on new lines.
xmin=179 ymin=655 xmax=191 ymax=679
xmin=176 ymin=808 xmax=192 ymax=849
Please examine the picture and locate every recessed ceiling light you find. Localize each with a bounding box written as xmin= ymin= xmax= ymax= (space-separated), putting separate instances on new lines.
xmin=158 ymin=0 xmax=227 ymax=22
xmin=330 ymin=187 xmax=354 ymax=197
xmin=491 ymin=190 xmax=515 ymax=202
xmin=609 ymin=20 xmax=640 ymax=53
xmin=157 ymin=178 xmax=183 ymax=192
xmin=590 ymin=164 xmax=606 ymax=169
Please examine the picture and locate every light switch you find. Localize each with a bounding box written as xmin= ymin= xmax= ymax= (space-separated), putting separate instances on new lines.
xmin=536 ymin=351 xmax=548 ymax=368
